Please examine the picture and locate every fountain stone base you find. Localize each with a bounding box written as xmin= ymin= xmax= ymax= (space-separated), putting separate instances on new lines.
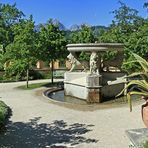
xmin=64 ymin=72 xmax=102 ymax=103
xmin=64 ymin=72 xmax=127 ymax=103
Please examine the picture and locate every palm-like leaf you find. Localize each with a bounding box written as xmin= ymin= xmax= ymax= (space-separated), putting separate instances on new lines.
xmin=133 ymin=53 xmax=148 ymax=73
xmin=117 ymin=53 xmax=148 ymax=111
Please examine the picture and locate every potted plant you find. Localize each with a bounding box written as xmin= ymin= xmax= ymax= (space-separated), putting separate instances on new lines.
xmin=118 ymin=53 xmax=148 ymax=127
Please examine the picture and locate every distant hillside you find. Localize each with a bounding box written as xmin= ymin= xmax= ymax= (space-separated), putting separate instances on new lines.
xmin=69 ymin=24 xmax=80 ymax=31
xmin=35 ymin=19 xmax=66 ymax=31
xmin=35 ymin=21 xmax=108 ymax=38
xmin=65 ymin=25 xmax=108 ymax=39
xmin=52 ymin=19 xmax=66 ymax=31
xmin=91 ymin=25 xmax=108 ymax=37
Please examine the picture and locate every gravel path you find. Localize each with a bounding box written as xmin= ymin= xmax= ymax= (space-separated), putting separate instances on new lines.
xmin=0 ymin=79 xmax=145 ymax=148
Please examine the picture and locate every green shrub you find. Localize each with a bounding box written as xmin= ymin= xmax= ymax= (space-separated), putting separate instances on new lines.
xmin=0 ymin=101 xmax=9 ymax=127
xmin=42 ymin=72 xmax=52 ymax=79
xmin=0 ymin=76 xmax=3 ymax=80
xmin=144 ymin=141 xmax=148 ymax=148
xmin=29 ymin=70 xmax=45 ymax=80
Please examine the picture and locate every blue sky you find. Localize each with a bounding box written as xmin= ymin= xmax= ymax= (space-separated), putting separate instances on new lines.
xmin=1 ymin=0 xmax=147 ymax=28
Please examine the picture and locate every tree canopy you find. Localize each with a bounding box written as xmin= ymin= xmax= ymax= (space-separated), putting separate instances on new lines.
xmin=70 ymin=24 xmax=96 ymax=43
xmin=98 ymin=1 xmax=148 ymax=72
xmin=0 ymin=3 xmax=24 ymax=49
xmin=4 ymin=16 xmax=37 ymax=81
xmin=69 ymin=24 xmax=96 ymax=61
xmin=0 ymin=1 xmax=147 ymax=81
xmin=37 ymin=19 xmax=67 ymax=62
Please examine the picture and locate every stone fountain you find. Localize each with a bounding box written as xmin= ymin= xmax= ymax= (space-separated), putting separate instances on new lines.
xmin=64 ymin=43 xmax=127 ymax=103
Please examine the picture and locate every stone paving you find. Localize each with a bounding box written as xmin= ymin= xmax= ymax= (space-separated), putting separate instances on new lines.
xmin=0 ymin=79 xmax=145 ymax=148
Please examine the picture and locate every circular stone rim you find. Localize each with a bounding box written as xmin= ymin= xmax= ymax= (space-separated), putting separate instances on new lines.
xmin=66 ymin=43 xmax=124 ymax=52
xmin=67 ymin=43 xmax=124 ymax=48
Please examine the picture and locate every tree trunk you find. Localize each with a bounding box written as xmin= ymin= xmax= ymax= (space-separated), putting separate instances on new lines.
xmin=51 ymin=60 xmax=54 ymax=84
xmin=26 ymin=68 xmax=29 ymax=88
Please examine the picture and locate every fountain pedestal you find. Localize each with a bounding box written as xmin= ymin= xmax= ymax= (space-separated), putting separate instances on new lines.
xmin=86 ymin=74 xmax=102 ymax=103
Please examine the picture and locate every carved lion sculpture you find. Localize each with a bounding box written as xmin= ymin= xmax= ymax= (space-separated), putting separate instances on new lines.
xmin=67 ymin=53 xmax=88 ymax=72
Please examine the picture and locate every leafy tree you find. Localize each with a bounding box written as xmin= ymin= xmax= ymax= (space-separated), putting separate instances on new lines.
xmin=0 ymin=3 xmax=24 ymax=49
xmin=4 ymin=16 xmax=37 ymax=87
xmin=99 ymin=1 xmax=140 ymax=43
xmin=0 ymin=45 xmax=4 ymax=70
xmin=112 ymin=1 xmax=139 ymax=24
xmin=37 ymin=19 xmax=67 ymax=83
xmin=123 ymin=19 xmax=148 ymax=72
xmin=70 ymin=24 xmax=96 ymax=43
xmin=70 ymin=24 xmax=96 ymax=61
xmin=144 ymin=2 xmax=148 ymax=12
xmin=99 ymin=1 xmax=148 ymax=72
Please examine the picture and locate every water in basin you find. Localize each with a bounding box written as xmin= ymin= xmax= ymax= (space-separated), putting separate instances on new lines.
xmin=47 ymin=90 xmax=141 ymax=106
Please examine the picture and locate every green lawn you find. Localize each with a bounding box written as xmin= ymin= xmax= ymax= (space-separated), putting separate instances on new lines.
xmin=17 ymin=81 xmax=63 ymax=90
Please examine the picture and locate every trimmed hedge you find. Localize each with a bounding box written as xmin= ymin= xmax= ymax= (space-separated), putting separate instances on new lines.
xmin=0 ymin=101 xmax=9 ymax=127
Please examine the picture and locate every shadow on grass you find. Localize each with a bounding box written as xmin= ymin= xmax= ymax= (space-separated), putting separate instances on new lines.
xmin=0 ymin=117 xmax=98 ymax=148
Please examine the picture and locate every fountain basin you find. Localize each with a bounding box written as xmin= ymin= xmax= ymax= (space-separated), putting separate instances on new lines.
xmin=44 ymin=88 xmax=142 ymax=111
xmin=65 ymin=43 xmax=126 ymax=103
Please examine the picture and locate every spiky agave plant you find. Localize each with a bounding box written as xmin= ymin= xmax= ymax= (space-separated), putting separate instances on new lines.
xmin=118 ymin=53 xmax=148 ymax=111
